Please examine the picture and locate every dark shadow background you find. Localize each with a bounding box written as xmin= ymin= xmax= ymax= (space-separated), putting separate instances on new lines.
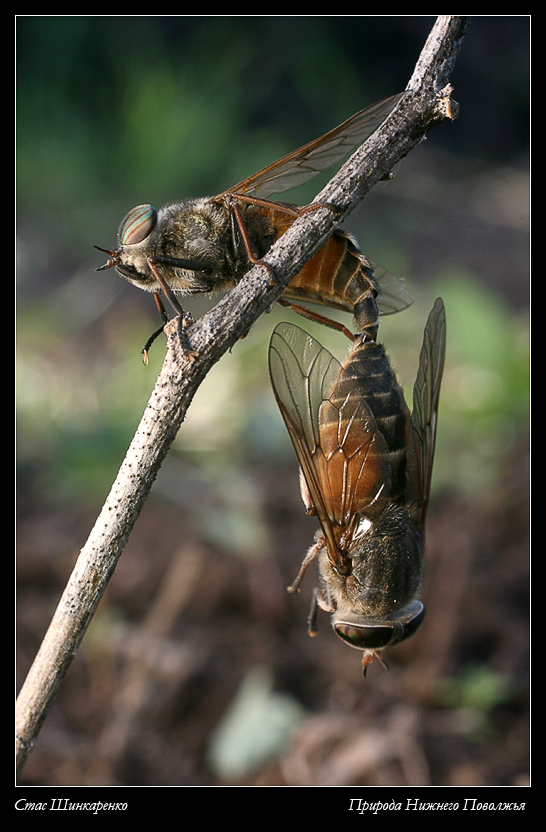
xmin=17 ymin=16 xmax=529 ymax=787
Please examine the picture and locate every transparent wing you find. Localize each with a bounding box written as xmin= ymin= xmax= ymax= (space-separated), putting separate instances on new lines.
xmin=217 ymin=93 xmax=404 ymax=200
xmin=269 ymin=322 xmax=338 ymax=477
xmin=406 ymin=298 xmax=447 ymax=523
xmin=269 ymin=323 xmax=390 ymax=553
xmin=372 ymin=262 xmax=414 ymax=317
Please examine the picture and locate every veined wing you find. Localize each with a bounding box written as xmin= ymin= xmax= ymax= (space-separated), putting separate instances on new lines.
xmin=269 ymin=323 xmax=390 ymax=552
xmin=217 ymin=93 xmax=404 ymax=200
xmin=372 ymin=262 xmax=413 ymax=317
xmin=406 ymin=298 xmax=447 ymax=524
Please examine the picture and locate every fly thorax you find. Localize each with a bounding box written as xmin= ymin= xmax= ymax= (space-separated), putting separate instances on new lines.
xmin=159 ymin=200 xmax=232 ymax=283
xmin=342 ymin=504 xmax=424 ymax=617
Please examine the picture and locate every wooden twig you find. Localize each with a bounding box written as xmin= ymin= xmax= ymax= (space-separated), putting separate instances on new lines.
xmin=16 ymin=15 xmax=470 ymax=774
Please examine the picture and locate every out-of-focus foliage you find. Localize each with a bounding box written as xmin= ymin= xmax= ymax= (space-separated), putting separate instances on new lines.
xmin=207 ymin=665 xmax=306 ymax=779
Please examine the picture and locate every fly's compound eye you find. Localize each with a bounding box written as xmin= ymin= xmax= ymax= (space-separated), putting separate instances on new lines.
xmin=333 ymin=603 xmax=425 ymax=651
xmin=390 ymin=604 xmax=426 ymax=645
xmin=118 ymin=204 xmax=158 ymax=246
xmin=334 ymin=623 xmax=394 ymax=650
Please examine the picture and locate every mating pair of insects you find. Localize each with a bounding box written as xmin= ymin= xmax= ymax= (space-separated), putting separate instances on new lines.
xmin=96 ymin=93 xmax=446 ymax=676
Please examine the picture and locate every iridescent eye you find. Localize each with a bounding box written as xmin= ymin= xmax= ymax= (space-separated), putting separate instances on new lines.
xmin=333 ymin=603 xmax=425 ymax=651
xmin=118 ymin=204 xmax=157 ymax=246
xmin=390 ymin=605 xmax=425 ymax=644
xmin=334 ymin=622 xmax=394 ymax=650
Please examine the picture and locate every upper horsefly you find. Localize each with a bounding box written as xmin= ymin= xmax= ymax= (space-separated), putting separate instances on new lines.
xmin=95 ymin=93 xmax=411 ymax=361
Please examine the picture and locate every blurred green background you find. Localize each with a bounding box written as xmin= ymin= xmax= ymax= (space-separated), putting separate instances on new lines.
xmin=17 ymin=16 xmax=529 ymax=787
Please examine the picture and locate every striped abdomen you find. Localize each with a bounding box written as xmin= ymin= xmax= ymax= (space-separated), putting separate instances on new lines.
xmin=261 ymin=209 xmax=380 ymax=340
xmin=280 ymin=228 xmax=381 ymax=340
xmin=322 ymin=339 xmax=410 ymax=516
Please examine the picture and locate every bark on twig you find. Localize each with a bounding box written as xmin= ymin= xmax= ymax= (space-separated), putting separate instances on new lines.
xmin=16 ymin=15 xmax=470 ymax=774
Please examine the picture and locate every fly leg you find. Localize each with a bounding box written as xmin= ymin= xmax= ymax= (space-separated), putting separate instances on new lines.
xmin=228 ymin=193 xmax=339 ymax=281
xmin=362 ymin=651 xmax=389 ymax=678
xmin=228 ymin=198 xmax=278 ymax=283
xmin=277 ymin=298 xmax=357 ymax=342
xmin=307 ymin=586 xmax=335 ymax=638
xmin=287 ymin=537 xmax=326 ymax=594
xmin=141 ymin=294 xmax=170 ymax=364
xmin=146 ymin=258 xmax=197 ymax=359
